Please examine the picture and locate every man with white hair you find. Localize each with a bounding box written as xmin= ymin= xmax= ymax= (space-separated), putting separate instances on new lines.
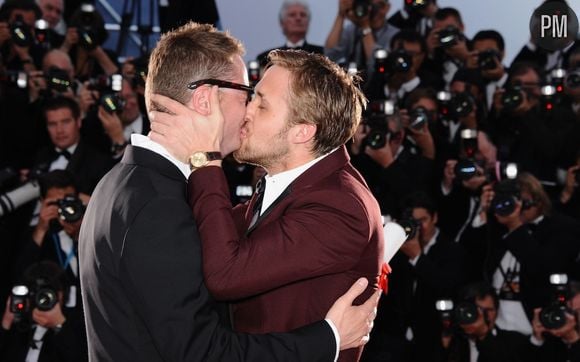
xmin=256 ymin=0 xmax=323 ymax=67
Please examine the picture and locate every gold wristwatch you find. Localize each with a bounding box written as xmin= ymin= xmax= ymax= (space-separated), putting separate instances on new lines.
xmin=188 ymin=151 xmax=222 ymax=171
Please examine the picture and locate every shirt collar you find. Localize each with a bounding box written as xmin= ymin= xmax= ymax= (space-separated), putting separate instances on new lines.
xmin=398 ymin=76 xmax=420 ymax=98
xmin=56 ymin=143 xmax=78 ymax=155
xmin=286 ymin=39 xmax=306 ymax=48
xmin=131 ymin=134 xmax=191 ymax=179
xmin=531 ymin=215 xmax=544 ymax=225
xmin=422 ymin=227 xmax=439 ymax=255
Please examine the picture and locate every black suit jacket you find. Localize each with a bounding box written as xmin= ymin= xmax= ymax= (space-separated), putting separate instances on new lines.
xmin=445 ymin=327 xmax=532 ymax=362
xmin=34 ymin=140 xmax=111 ymax=195
xmin=79 ymin=145 xmax=336 ymax=361
xmin=257 ymin=41 xmax=324 ymax=67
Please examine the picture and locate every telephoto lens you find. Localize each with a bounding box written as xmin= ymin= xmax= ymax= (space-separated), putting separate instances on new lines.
xmin=56 ymin=195 xmax=85 ymax=223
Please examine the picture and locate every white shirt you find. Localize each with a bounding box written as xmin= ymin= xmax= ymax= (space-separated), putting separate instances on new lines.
xmin=25 ymin=326 xmax=48 ymax=362
xmin=485 ymin=72 xmax=508 ymax=111
xmin=383 ymin=76 xmax=421 ymax=101
xmin=49 ymin=143 xmax=78 ymax=171
xmin=285 ymin=39 xmax=305 ymax=48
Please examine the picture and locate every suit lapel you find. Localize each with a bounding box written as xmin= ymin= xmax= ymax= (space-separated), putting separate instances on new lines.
xmin=244 ymin=146 xmax=351 ymax=235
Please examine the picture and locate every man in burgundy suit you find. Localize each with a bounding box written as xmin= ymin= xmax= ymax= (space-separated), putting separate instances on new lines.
xmin=150 ymin=50 xmax=384 ymax=361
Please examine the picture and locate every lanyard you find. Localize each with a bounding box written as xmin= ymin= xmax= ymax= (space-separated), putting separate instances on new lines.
xmin=51 ymin=232 xmax=76 ymax=271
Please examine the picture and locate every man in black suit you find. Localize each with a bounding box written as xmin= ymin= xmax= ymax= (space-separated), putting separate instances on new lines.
xmin=79 ymin=21 xmax=377 ymax=362
xmin=256 ymin=0 xmax=323 ymax=67
xmin=35 ymin=96 xmax=110 ymax=198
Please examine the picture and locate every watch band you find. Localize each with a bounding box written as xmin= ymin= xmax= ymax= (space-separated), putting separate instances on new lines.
xmin=362 ymin=27 xmax=372 ymax=36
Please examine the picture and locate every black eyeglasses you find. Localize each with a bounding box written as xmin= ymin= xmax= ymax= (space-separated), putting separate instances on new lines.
xmin=187 ymin=79 xmax=254 ymax=105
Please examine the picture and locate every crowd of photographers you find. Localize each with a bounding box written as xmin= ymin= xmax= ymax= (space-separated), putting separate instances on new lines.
xmin=0 ymin=0 xmax=579 ymax=361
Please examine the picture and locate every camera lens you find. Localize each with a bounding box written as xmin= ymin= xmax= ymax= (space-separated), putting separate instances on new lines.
xmin=409 ymin=107 xmax=429 ymax=130
xmin=35 ymin=288 xmax=58 ymax=311
xmin=501 ymin=87 xmax=524 ymax=111
xmin=454 ymin=159 xmax=477 ymax=181
xmin=491 ymin=194 xmax=517 ymax=216
xmin=454 ymin=302 xmax=479 ymax=325
xmin=57 ymin=195 xmax=85 ymax=223
xmin=438 ymin=26 xmax=460 ymax=48
xmin=539 ymin=305 xmax=567 ymax=329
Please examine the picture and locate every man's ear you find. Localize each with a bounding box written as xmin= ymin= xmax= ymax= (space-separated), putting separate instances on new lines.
xmin=191 ymin=86 xmax=212 ymax=116
xmin=291 ymin=123 xmax=317 ymax=145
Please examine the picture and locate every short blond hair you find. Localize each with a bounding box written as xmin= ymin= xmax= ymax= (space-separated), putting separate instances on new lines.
xmin=146 ymin=22 xmax=244 ymax=107
xmin=267 ymin=50 xmax=366 ymax=156
xmin=518 ymin=172 xmax=552 ymax=216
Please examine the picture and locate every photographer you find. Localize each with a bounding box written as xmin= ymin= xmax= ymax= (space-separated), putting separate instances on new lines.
xmin=0 ymin=0 xmax=43 ymax=72
xmin=442 ymin=282 xmax=531 ymax=362
xmin=325 ymin=0 xmax=399 ymax=78
xmin=465 ymin=30 xmax=508 ymax=111
xmin=489 ymin=62 xmax=575 ymax=184
xmin=0 ymin=261 xmax=87 ymax=362
xmin=81 ymin=77 xmax=149 ymax=160
xmin=17 ymin=170 xmax=83 ymax=284
xmin=529 ymin=280 xmax=580 ymax=362
xmin=388 ymin=0 xmax=438 ymax=37
xmin=62 ymin=3 xmax=118 ymax=80
xmin=350 ymin=100 xmax=435 ymax=218
xmin=364 ymin=30 xmax=428 ymax=103
xmin=422 ymin=7 xmax=471 ymax=89
xmin=363 ymin=191 xmax=468 ymax=362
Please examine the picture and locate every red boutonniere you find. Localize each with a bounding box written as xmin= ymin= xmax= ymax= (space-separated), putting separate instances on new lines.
xmin=379 ymin=262 xmax=391 ymax=294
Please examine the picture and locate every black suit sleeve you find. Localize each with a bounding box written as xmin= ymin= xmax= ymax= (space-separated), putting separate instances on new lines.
xmin=119 ymin=197 xmax=336 ymax=362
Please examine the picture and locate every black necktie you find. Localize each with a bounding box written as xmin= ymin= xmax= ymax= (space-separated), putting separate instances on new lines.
xmin=248 ymin=177 xmax=266 ymax=229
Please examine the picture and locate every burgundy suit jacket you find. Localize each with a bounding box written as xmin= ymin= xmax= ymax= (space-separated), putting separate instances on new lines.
xmin=188 ymin=146 xmax=384 ymax=361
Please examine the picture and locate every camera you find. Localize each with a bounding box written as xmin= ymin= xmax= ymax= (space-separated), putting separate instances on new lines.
xmin=539 ymin=274 xmax=570 ymax=329
xmin=352 ymin=0 xmax=372 ymax=18
xmin=438 ymin=25 xmax=462 ymax=49
xmin=373 ymin=48 xmax=412 ymax=80
xmin=386 ymin=49 xmax=413 ymax=74
xmin=408 ymin=106 xmax=429 ymax=130
xmin=478 ymin=49 xmax=500 ymax=71
xmin=448 ymin=92 xmax=475 ymax=119
xmin=45 ymin=66 xmax=72 ymax=93
xmin=10 ymin=15 xmax=34 ymax=48
xmin=362 ymin=100 xmax=397 ymax=149
xmin=490 ymin=179 xmax=520 ymax=216
xmin=0 ymin=165 xmax=48 ymax=218
xmin=78 ymin=3 xmax=98 ymax=50
xmin=48 ymin=195 xmax=85 ymax=223
xmin=405 ymin=0 xmax=429 ymax=10
xmin=436 ymin=90 xmax=453 ymax=123
xmin=565 ymin=68 xmax=580 ymax=89
xmin=34 ymin=19 xmax=50 ymax=50
xmin=435 ymin=299 xmax=480 ymax=334
xmin=92 ymin=74 xmax=125 ymax=114
xmin=398 ymin=208 xmax=420 ymax=240
xmin=10 ymin=280 xmax=59 ymax=329
xmin=501 ymin=85 xmax=524 ymax=111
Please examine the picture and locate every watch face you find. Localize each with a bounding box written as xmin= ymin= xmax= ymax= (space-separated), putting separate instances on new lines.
xmin=190 ymin=152 xmax=208 ymax=168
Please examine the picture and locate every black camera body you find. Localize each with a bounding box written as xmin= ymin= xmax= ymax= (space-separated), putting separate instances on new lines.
xmin=386 ymin=49 xmax=413 ymax=74
xmin=438 ymin=25 xmax=462 ymax=49
xmin=435 ymin=299 xmax=480 ymax=335
xmin=405 ymin=0 xmax=429 ymax=10
xmin=448 ymin=92 xmax=475 ymax=119
xmin=478 ymin=49 xmax=500 ymax=71
xmin=0 ymin=70 xmax=28 ymax=89
xmin=48 ymin=195 xmax=85 ymax=223
xmin=10 ymin=15 xmax=34 ymax=48
xmin=408 ymin=106 xmax=429 ymax=130
xmin=78 ymin=25 xmax=98 ymax=50
xmin=362 ymin=100 xmax=397 ymax=150
xmin=352 ymin=0 xmax=371 ymax=18
xmin=501 ymin=86 xmax=524 ymax=111
xmin=490 ymin=179 xmax=520 ymax=216
xmin=88 ymin=74 xmax=125 ymax=114
xmin=45 ymin=67 xmax=72 ymax=93
xmin=540 ymin=274 xmax=570 ymax=330
xmin=10 ymin=281 xmax=59 ymax=329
